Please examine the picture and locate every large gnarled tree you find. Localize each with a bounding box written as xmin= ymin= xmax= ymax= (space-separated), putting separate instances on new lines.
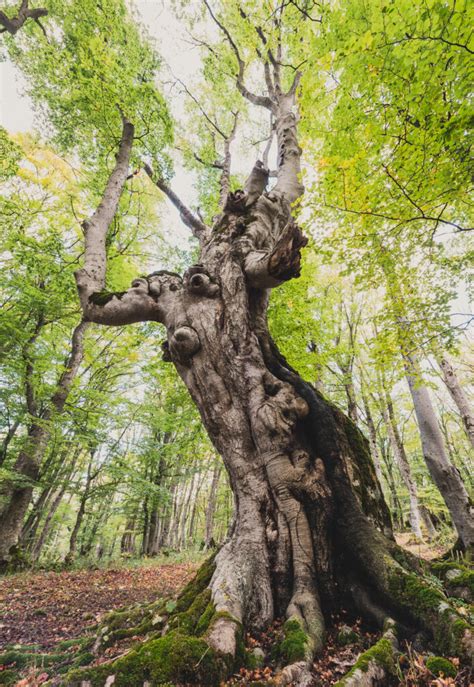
xmin=65 ymin=4 xmax=472 ymax=685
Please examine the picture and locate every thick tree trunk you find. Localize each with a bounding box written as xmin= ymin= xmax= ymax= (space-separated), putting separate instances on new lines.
xmin=437 ymin=353 xmax=474 ymax=448
xmin=404 ymin=354 xmax=474 ymax=550
xmin=70 ymin=83 xmax=473 ymax=687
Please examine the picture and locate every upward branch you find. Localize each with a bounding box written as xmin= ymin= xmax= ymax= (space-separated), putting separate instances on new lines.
xmin=143 ymin=164 xmax=209 ymax=240
xmin=75 ymin=116 xmax=134 ymax=301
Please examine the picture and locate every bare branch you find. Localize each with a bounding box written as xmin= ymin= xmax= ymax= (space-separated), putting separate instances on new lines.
xmin=143 ymin=163 xmax=209 ymax=240
xmin=0 ymin=0 xmax=48 ymax=35
xmin=193 ymin=153 xmax=224 ymax=170
xmin=203 ymin=0 xmax=274 ymax=111
xmin=218 ymin=111 xmax=239 ymax=209
xmin=175 ymin=76 xmax=227 ymax=139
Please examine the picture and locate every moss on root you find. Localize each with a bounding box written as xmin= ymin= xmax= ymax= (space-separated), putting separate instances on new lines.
xmin=272 ymin=618 xmax=310 ymax=664
xmin=65 ymin=630 xmax=231 ymax=687
xmin=0 ymin=648 xmax=68 ymax=670
xmin=430 ymin=561 xmax=474 ymax=601
xmin=168 ymin=589 xmax=212 ymax=634
xmin=0 ymin=669 xmax=18 ymax=685
xmin=334 ymin=635 xmax=397 ymax=686
xmin=173 ymin=553 xmax=216 ymax=613
xmin=64 ymin=555 xmax=239 ymax=686
xmin=387 ymin=565 xmax=473 ymax=657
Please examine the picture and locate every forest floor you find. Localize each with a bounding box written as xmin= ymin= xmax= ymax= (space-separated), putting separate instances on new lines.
xmin=0 ymin=560 xmax=199 ymax=650
xmin=0 ymin=542 xmax=471 ymax=687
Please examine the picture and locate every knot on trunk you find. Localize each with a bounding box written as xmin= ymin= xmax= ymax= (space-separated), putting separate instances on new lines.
xmin=184 ymin=265 xmax=220 ymax=298
xmin=169 ymin=326 xmax=201 ymax=363
xmin=269 ymin=220 xmax=308 ymax=282
xmin=224 ymin=189 xmax=247 ymax=214
xmin=258 ymin=377 xmax=309 ymax=436
xmin=146 ymin=271 xmax=183 ymax=300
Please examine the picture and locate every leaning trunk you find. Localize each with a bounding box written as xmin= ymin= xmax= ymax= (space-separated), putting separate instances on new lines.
xmin=437 ymin=353 xmax=474 ymax=448
xmin=404 ymin=354 xmax=474 ymax=551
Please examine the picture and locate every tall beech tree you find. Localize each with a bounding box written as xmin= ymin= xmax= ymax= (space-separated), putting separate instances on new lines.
xmin=2 ymin=1 xmax=473 ymax=684
xmin=56 ymin=3 xmax=473 ymax=685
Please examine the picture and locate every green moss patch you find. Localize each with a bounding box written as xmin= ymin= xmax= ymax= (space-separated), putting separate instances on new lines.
xmin=174 ymin=553 xmax=216 ymax=614
xmin=334 ymin=636 xmax=396 ymax=686
xmin=388 ymin=566 xmax=473 ymax=656
xmin=336 ymin=625 xmax=361 ymax=647
xmin=0 ymin=669 xmax=18 ymax=685
xmin=273 ymin=618 xmax=310 ymax=664
xmin=89 ymin=290 xmax=126 ymax=306
xmin=425 ymin=656 xmax=457 ymax=678
xmin=66 ymin=630 xmax=230 ymax=687
xmin=0 ymin=649 xmax=67 ymax=670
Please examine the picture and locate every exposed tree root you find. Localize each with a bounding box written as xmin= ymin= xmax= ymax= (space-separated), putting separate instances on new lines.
xmin=50 ymin=543 xmax=473 ymax=687
xmin=333 ymin=622 xmax=398 ymax=687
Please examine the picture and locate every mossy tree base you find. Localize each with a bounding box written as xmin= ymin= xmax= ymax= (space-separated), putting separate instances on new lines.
xmin=57 ymin=546 xmax=473 ymax=687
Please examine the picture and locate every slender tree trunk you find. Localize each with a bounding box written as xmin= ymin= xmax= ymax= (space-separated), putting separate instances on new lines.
xmin=204 ymin=462 xmax=222 ymax=549
xmin=382 ymin=394 xmax=423 ymax=539
xmin=405 ymin=354 xmax=474 ymax=550
xmin=380 ymin=440 xmax=404 ymax=529
xmin=0 ymin=417 xmax=21 ymax=467
xmin=157 ymin=482 xmax=177 ymax=551
xmin=187 ymin=469 xmax=206 ymax=545
xmin=142 ymin=452 xmax=167 ymax=555
xmin=437 ymin=354 xmax=474 ymax=448
xmin=341 ymin=366 xmax=358 ymax=424
xmin=179 ymin=470 xmax=197 ymax=549
xmin=64 ymin=450 xmax=95 ymax=565
xmin=360 ymin=389 xmax=384 ymax=488
xmin=31 ymin=483 xmax=69 ymax=561
xmin=0 ymin=320 xmax=88 ymax=567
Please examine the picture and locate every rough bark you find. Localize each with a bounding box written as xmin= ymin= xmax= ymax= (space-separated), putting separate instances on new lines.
xmin=404 ymin=354 xmax=474 ymax=551
xmin=67 ymin=64 xmax=473 ymax=686
xmin=437 ymin=353 xmax=474 ymax=448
